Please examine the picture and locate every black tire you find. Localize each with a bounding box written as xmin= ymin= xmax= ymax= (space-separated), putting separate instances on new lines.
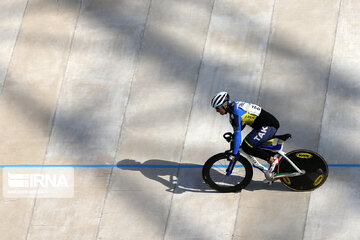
xmin=202 ymin=153 xmax=253 ymax=192
xmin=278 ymin=149 xmax=328 ymax=191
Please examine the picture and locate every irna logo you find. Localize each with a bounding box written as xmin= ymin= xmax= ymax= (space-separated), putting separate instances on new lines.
xmin=8 ymin=173 xmax=69 ymax=188
xmin=3 ymin=168 xmax=74 ymax=198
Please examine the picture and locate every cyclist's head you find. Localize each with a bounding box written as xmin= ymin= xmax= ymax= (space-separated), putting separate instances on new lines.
xmin=211 ymin=91 xmax=229 ymax=111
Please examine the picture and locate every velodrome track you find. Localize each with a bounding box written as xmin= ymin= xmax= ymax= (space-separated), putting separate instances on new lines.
xmin=1 ymin=0 xmax=359 ymax=239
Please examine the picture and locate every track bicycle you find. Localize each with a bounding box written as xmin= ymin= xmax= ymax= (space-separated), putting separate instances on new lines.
xmin=202 ymin=132 xmax=328 ymax=192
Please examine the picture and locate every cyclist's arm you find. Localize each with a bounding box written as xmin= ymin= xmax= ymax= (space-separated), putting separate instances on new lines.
xmin=232 ymin=129 xmax=241 ymax=155
xmin=231 ymin=108 xmax=246 ymax=156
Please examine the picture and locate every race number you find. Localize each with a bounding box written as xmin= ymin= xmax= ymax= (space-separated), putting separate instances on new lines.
xmin=248 ymin=104 xmax=261 ymax=116
xmin=236 ymin=102 xmax=262 ymax=116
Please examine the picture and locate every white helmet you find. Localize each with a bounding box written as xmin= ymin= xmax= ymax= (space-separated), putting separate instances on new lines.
xmin=211 ymin=91 xmax=229 ymax=108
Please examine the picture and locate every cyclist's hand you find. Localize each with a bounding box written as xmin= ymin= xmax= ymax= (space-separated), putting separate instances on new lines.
xmin=227 ymin=153 xmax=236 ymax=161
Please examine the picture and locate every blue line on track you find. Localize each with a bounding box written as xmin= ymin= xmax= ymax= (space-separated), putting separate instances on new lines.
xmin=328 ymin=164 xmax=360 ymax=167
xmin=0 ymin=164 xmax=201 ymax=168
xmin=0 ymin=164 xmax=360 ymax=168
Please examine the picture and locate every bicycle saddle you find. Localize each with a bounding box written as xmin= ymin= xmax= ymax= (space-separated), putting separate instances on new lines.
xmin=274 ymin=133 xmax=292 ymax=141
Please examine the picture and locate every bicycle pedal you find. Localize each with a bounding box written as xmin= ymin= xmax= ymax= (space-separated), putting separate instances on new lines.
xmin=264 ymin=171 xmax=274 ymax=180
xmin=263 ymin=179 xmax=273 ymax=185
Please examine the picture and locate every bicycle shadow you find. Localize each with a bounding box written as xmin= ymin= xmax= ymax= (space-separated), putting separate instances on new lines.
xmin=117 ymin=159 xmax=216 ymax=194
xmin=245 ymin=178 xmax=291 ymax=192
xmin=117 ymin=159 xmax=290 ymax=193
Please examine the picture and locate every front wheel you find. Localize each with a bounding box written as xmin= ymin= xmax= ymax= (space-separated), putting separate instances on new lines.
xmin=278 ymin=149 xmax=328 ymax=191
xmin=202 ymin=153 xmax=253 ymax=192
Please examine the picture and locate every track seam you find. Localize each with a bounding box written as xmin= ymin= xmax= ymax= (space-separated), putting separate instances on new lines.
xmin=302 ymin=1 xmax=343 ymax=239
xmin=316 ymin=0 xmax=343 ymax=153
xmin=0 ymin=0 xmax=29 ymax=97
xmin=256 ymin=0 xmax=277 ymax=105
xmin=25 ymin=0 xmax=83 ymax=239
xmin=162 ymin=0 xmax=216 ymax=238
xmin=14 ymin=1 xmax=31 ymax=239
xmin=231 ymin=193 xmax=242 ymax=240
xmin=94 ymin=0 xmax=153 ymax=239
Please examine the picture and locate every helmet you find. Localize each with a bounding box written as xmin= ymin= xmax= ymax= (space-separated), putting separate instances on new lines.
xmin=211 ymin=91 xmax=229 ymax=108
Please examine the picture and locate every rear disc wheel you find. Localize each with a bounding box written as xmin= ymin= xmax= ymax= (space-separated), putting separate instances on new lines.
xmin=278 ymin=149 xmax=328 ymax=191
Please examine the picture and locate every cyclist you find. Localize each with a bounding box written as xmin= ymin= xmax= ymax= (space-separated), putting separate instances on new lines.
xmin=211 ymin=91 xmax=280 ymax=173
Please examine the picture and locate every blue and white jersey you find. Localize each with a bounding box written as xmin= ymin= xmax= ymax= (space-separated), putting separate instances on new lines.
xmin=228 ymin=101 xmax=262 ymax=155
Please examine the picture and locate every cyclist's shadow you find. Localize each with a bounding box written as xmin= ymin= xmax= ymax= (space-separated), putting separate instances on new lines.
xmin=117 ymin=159 xmax=215 ymax=194
xmin=117 ymin=159 xmax=289 ymax=193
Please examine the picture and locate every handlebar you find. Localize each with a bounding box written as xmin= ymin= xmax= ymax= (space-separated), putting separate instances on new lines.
xmin=223 ymin=132 xmax=234 ymax=154
xmin=223 ymin=132 xmax=233 ymax=143
xmin=223 ymin=132 xmax=233 ymax=153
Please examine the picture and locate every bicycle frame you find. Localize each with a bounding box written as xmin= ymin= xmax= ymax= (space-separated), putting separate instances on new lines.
xmin=241 ymin=150 xmax=305 ymax=181
xmin=223 ymin=131 xmax=305 ymax=181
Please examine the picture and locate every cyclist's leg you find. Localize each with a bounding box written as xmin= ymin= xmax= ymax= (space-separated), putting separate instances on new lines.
xmin=241 ymin=126 xmax=277 ymax=162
